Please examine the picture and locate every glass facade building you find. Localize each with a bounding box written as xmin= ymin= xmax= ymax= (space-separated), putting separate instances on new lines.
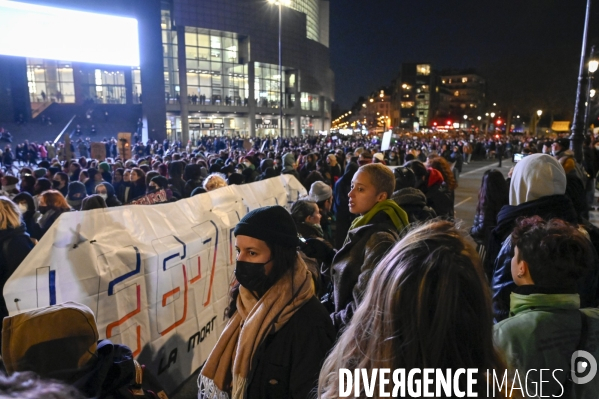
xmin=1 ymin=0 xmax=333 ymax=141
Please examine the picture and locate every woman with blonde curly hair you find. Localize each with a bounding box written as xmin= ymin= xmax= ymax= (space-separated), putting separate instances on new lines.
xmin=203 ymin=173 xmax=227 ymax=192
xmin=318 ymin=220 xmax=506 ymax=398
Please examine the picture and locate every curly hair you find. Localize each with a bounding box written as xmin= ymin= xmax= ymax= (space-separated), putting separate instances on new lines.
xmin=512 ymin=216 xmax=592 ymax=287
xmin=203 ymin=173 xmax=227 ymax=192
xmin=428 ymin=156 xmax=457 ymax=190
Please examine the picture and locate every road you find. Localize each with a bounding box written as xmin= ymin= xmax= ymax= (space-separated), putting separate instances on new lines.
xmin=454 ymin=159 xmax=512 ymax=231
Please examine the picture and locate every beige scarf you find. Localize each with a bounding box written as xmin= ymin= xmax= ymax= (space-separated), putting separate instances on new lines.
xmin=198 ymin=256 xmax=315 ymax=399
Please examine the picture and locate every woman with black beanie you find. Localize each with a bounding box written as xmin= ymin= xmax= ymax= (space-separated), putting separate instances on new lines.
xmin=198 ymin=205 xmax=335 ymax=399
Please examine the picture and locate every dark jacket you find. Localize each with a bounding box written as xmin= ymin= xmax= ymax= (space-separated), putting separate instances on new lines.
xmin=0 ymin=225 xmax=34 ymax=320
xmin=420 ymin=169 xmax=454 ymax=220
xmin=128 ymin=181 xmax=147 ymax=203
xmin=487 ymin=194 xmax=595 ymax=322
xmin=30 ymin=208 xmax=69 ymax=240
xmin=391 ymin=188 xmax=437 ymax=224
xmin=469 ymin=206 xmax=499 ymax=246
xmin=247 ymin=296 xmax=335 ymax=399
xmin=333 ymin=163 xmax=358 ymax=250
xmin=116 ymin=182 xmax=132 ymax=204
xmin=101 ymin=183 xmax=122 ymax=208
xmin=329 ymin=212 xmax=399 ymax=332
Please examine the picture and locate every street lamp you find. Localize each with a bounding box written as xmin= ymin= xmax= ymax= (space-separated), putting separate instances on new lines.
xmin=536 ymin=110 xmax=543 ymax=136
xmin=463 ymin=114 xmax=468 ymax=130
xmin=268 ymin=0 xmax=290 ymax=137
xmin=585 ymin=46 xmax=597 ymax=133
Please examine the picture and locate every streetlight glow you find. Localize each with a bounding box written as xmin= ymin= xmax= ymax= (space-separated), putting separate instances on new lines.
xmin=490 ymin=112 xmax=495 ymax=118
xmin=477 ymin=116 xmax=482 ymax=121
xmin=590 ymin=60 xmax=599 ymax=73
xmin=463 ymin=115 xmax=468 ymax=120
xmin=591 ymin=89 xmax=596 ymax=98
xmin=537 ymin=110 xmax=543 ymax=117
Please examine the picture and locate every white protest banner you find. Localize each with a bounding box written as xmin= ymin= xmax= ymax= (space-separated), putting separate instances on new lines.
xmin=4 ymin=175 xmax=307 ymax=394
xmin=381 ymin=130 xmax=392 ymax=151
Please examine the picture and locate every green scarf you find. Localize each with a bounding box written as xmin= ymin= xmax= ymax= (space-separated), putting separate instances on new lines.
xmin=349 ymin=199 xmax=409 ymax=232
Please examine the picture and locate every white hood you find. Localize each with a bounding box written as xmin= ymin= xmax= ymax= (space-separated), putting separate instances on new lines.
xmin=509 ymin=153 xmax=566 ymax=206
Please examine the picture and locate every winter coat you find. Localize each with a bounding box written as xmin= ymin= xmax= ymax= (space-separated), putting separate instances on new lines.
xmin=128 ymin=181 xmax=147 ymax=203
xmin=333 ymin=163 xmax=358 ymax=249
xmin=469 ymin=206 xmax=498 ymax=246
xmin=494 ymin=289 xmax=599 ymax=398
xmin=421 ymin=169 xmax=454 ymax=220
xmin=0 ymin=225 xmax=34 ymax=320
xmin=116 ymin=182 xmax=132 ymax=205
xmin=247 ymin=296 xmax=335 ymax=399
xmin=30 ymin=208 xmax=69 ymax=240
xmin=329 ymin=211 xmax=399 ymax=332
xmin=391 ymin=188 xmax=437 ymax=224
xmin=488 ymin=195 xmax=595 ymax=322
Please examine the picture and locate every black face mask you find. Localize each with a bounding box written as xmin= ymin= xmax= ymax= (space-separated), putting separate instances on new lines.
xmin=52 ymin=180 xmax=61 ymax=189
xmin=38 ymin=206 xmax=50 ymax=214
xmin=235 ymin=259 xmax=270 ymax=293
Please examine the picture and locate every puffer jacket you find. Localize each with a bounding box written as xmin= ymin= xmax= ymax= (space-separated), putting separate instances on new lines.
xmin=421 ymin=169 xmax=454 ymax=220
xmin=0 ymin=225 xmax=34 ymax=321
xmin=329 ymin=211 xmax=399 ymax=332
xmin=494 ymin=289 xmax=599 ymax=398
xmin=469 ymin=207 xmax=497 ymax=245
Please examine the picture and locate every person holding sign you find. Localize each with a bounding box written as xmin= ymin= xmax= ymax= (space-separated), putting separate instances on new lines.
xmin=198 ymin=206 xmax=335 ymax=399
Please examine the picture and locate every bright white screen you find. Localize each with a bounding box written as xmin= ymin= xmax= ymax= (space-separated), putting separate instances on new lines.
xmin=0 ymin=1 xmax=140 ymax=66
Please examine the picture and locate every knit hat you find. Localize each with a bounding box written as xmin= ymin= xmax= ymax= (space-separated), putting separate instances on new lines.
xmin=234 ymin=206 xmax=299 ymax=249
xmin=67 ymin=181 xmax=87 ymax=200
xmin=373 ymin=153 xmax=384 ymax=162
xmin=307 ymin=181 xmax=332 ymax=202
xmin=98 ymin=162 xmax=110 ymax=174
xmin=553 ymin=138 xmax=570 ymax=149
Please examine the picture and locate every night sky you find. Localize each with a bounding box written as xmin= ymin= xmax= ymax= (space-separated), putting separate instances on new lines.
xmin=330 ymin=0 xmax=599 ymax=113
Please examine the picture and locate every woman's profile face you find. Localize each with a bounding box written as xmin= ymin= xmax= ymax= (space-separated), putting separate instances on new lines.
xmin=235 ymin=235 xmax=273 ymax=275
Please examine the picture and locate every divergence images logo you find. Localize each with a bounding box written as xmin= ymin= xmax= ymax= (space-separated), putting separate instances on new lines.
xmin=571 ymin=350 xmax=597 ymax=385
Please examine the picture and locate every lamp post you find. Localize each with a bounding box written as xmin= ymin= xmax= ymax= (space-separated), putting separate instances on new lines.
xmin=536 ymin=110 xmax=543 ymax=136
xmin=585 ymin=46 xmax=597 ymax=133
xmin=268 ymin=0 xmax=289 ymax=138
xmin=570 ymin=0 xmax=593 ymax=162
xmin=463 ymin=114 xmax=468 ymax=130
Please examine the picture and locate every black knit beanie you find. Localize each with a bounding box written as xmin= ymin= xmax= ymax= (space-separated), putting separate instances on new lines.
xmin=234 ymin=205 xmax=299 ymax=249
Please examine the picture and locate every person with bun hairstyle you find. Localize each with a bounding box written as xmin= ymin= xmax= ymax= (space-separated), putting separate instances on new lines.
xmin=198 ymin=206 xmax=335 ymax=399
xmin=494 ymin=216 xmax=599 ymax=397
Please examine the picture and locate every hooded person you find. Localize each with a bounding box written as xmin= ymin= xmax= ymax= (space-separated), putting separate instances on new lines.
xmin=391 ymin=188 xmax=437 ymax=224
xmin=94 ymin=183 xmax=121 ymax=208
xmin=98 ymin=162 xmax=112 ymax=184
xmin=80 ymin=194 xmax=107 ymax=211
xmin=183 ymin=163 xmax=204 ymax=198
xmin=66 ymin=181 xmax=87 ymax=211
xmin=226 ymin=173 xmax=245 ymax=186
xmin=486 ymin=153 xmax=597 ymax=322
xmin=198 ymin=206 xmax=335 ymax=399
xmin=405 ymin=160 xmax=454 ymax=220
xmin=280 ymin=152 xmax=300 ymax=181
xmin=12 ymin=192 xmax=40 ymax=237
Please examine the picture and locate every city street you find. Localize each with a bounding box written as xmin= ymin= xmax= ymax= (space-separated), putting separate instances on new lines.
xmin=454 ymin=158 xmax=511 ymax=230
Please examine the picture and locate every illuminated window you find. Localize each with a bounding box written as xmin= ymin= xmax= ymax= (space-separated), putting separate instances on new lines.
xmin=401 ymin=102 xmax=415 ymax=108
xmin=416 ymin=64 xmax=430 ymax=76
xmin=26 ymin=59 xmax=75 ymax=104
xmin=184 ymin=27 xmax=248 ymax=106
xmin=462 ymin=77 xmax=468 ymax=83
xmin=454 ymin=91 xmax=460 ymax=96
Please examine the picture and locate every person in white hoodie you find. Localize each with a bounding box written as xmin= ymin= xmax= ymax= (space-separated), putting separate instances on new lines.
xmin=485 ymin=154 xmax=598 ymax=322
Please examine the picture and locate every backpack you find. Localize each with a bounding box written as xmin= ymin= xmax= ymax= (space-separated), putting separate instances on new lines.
xmin=1 ymin=302 xmax=169 ymax=399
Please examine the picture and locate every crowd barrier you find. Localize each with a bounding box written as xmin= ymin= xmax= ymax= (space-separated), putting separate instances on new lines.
xmin=4 ymin=175 xmax=307 ymax=393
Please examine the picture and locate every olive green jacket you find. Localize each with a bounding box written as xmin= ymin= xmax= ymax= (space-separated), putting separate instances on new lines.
xmin=494 ymin=291 xmax=599 ymax=398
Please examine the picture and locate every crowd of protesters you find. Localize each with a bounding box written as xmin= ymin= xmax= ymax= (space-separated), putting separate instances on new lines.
xmin=0 ymin=130 xmax=599 ymax=397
